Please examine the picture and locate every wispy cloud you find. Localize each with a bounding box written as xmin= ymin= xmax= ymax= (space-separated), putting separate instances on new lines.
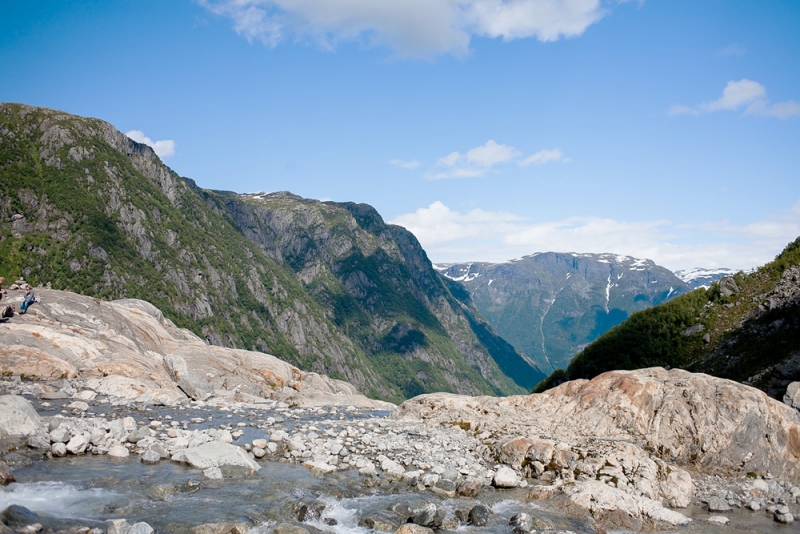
xmin=670 ymin=79 xmax=800 ymax=119
xmin=125 ymin=130 xmax=176 ymax=158
xmin=390 ymin=199 xmax=800 ymax=271
xmin=390 ymin=159 xmax=422 ymax=169
xmin=198 ymin=0 xmax=608 ymax=57
xmin=427 ymin=140 xmax=567 ymax=179
xmin=519 ymin=148 xmax=569 ymax=166
xmin=718 ymin=43 xmax=746 ymax=57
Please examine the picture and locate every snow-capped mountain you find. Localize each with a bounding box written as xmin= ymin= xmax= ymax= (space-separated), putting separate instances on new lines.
xmin=673 ymin=267 xmax=741 ymax=289
xmin=435 ymin=252 xmax=691 ymax=373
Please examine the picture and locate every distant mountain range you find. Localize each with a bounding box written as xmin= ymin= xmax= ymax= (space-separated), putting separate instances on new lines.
xmin=534 ymin=237 xmax=800 ymax=402
xmin=0 ymin=103 xmax=542 ymax=402
xmin=435 ymin=253 xmax=694 ymax=373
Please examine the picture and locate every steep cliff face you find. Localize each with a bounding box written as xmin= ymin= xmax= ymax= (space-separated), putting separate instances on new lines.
xmin=0 ymin=103 xmax=535 ymax=402
xmin=206 ymin=192 xmax=542 ymax=397
xmin=0 ymin=103 xmax=387 ymax=397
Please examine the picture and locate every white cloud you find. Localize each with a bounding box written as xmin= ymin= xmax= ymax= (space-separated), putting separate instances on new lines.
xmin=390 ymin=199 xmax=800 ymax=271
xmin=125 ymin=130 xmax=176 ymax=158
xmin=428 ymin=140 xmax=566 ymax=179
xmin=390 ymin=159 xmax=422 ymax=169
xmin=519 ymin=148 xmax=569 ymax=166
xmin=718 ymin=43 xmax=746 ymax=57
xmin=702 ymin=79 xmax=765 ymax=112
xmin=198 ymin=0 xmax=607 ymax=57
xmin=670 ymin=79 xmax=800 ymax=119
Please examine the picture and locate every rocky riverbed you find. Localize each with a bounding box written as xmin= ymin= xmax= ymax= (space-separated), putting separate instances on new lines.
xmin=2 ymin=373 xmax=800 ymax=534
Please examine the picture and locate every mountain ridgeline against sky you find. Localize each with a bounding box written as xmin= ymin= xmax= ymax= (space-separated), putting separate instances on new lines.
xmin=534 ymin=236 xmax=800 ymax=400
xmin=435 ymin=253 xmax=691 ymax=373
xmin=0 ymin=103 xmax=541 ymax=402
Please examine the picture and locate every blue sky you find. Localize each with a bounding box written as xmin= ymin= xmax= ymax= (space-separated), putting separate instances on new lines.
xmin=2 ymin=0 xmax=799 ymax=270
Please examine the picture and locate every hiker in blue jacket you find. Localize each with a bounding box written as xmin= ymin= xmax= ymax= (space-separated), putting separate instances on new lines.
xmin=20 ymin=284 xmax=35 ymax=314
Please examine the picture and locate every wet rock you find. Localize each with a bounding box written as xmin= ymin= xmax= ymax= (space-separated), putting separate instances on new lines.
xmin=468 ymin=504 xmax=489 ymax=526
xmin=410 ymin=503 xmax=444 ymax=529
xmin=707 ymin=496 xmax=731 ymax=512
xmin=203 ymin=467 xmax=223 ymax=480
xmin=0 ymin=395 xmax=41 ymax=438
xmin=190 ymin=523 xmax=249 ymax=534
xmin=774 ymin=505 xmax=794 ymax=524
xmin=107 ymin=445 xmax=130 ymax=459
xmin=140 ymin=450 xmax=161 ymax=464
xmin=394 ymin=525 xmax=433 ymax=534
xmin=66 ymin=401 xmax=89 ymax=412
xmin=431 ymin=478 xmax=456 ymax=497
xmin=49 ymin=426 xmax=70 ymax=443
xmin=1 ymin=505 xmax=39 ymax=529
xmin=0 ymin=462 xmax=14 ymax=486
xmin=456 ymin=477 xmax=482 ymax=497
xmin=171 ymin=442 xmax=260 ymax=474
xmin=252 ymin=447 xmax=266 ymax=459
xmin=388 ymin=502 xmax=411 ymax=522
xmin=528 ymin=484 xmax=559 ymax=500
xmin=292 ymin=502 xmax=325 ymax=522
xmin=492 ymin=466 xmax=519 ymax=488
xmin=66 ymin=434 xmax=89 ymax=455
xmin=127 ymin=426 xmax=151 ymax=443
xmin=358 ymin=512 xmax=399 ymax=532
xmin=27 ymin=434 xmax=51 ymax=450
xmin=107 ymin=519 xmax=154 ymax=534
xmin=51 ymin=442 xmax=67 ymax=457
xmin=272 ymin=524 xmax=309 ymax=534
xmin=508 ymin=512 xmax=533 ymax=534
xmin=708 ymin=516 xmax=729 ymax=526
xmin=149 ymin=442 xmax=169 ymax=459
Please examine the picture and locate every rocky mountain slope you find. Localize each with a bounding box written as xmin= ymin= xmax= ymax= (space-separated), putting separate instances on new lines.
xmin=0 ymin=289 xmax=391 ymax=408
xmin=0 ymin=103 xmax=536 ymax=401
xmin=204 ymin=191 xmax=542 ymax=394
xmin=435 ymin=253 xmax=690 ymax=373
xmin=535 ymin=236 xmax=800 ymax=401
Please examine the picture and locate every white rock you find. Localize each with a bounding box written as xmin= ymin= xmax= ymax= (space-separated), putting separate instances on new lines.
xmin=66 ymin=434 xmax=89 ymax=455
xmin=708 ymin=516 xmax=729 ymax=526
xmin=51 ymin=442 xmax=67 ymax=457
xmin=171 ymin=441 xmax=260 ymax=473
xmin=381 ymin=458 xmax=405 ymax=478
xmin=493 ymin=466 xmax=519 ymax=488
xmin=0 ymin=395 xmax=41 ymax=438
xmin=66 ymin=401 xmax=89 ymax=412
xmin=107 ymin=445 xmax=130 ymax=458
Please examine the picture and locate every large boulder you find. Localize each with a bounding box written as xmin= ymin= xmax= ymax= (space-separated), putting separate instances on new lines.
xmin=171 ymin=441 xmax=261 ymax=474
xmin=0 ymin=395 xmax=41 ymax=439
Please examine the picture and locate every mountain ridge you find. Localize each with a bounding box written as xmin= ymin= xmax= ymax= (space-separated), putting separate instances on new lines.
xmin=0 ymin=102 xmax=539 ymax=402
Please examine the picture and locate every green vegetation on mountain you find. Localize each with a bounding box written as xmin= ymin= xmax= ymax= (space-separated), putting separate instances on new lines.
xmin=534 ymin=237 xmax=800 ymax=399
xmin=0 ymin=103 xmax=536 ymax=402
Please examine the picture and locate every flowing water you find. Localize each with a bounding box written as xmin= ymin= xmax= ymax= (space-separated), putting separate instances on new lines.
xmin=1 ymin=395 xmax=798 ymax=533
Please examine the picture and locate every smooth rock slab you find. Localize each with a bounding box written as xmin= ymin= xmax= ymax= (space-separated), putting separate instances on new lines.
xmin=171 ymin=442 xmax=260 ymax=474
xmin=0 ymin=395 xmax=41 ymax=438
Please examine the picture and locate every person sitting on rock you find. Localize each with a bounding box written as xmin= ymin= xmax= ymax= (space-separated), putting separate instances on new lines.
xmin=19 ymin=284 xmax=35 ymax=314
